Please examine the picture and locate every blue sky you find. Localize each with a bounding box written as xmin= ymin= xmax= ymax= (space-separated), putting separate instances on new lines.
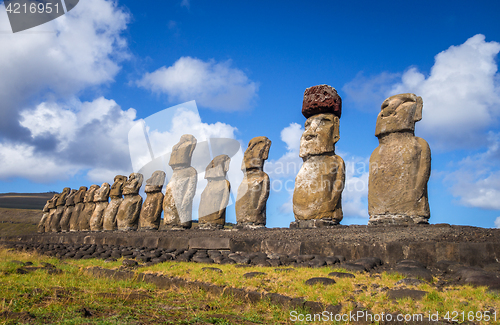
xmin=1 ymin=0 xmax=500 ymax=228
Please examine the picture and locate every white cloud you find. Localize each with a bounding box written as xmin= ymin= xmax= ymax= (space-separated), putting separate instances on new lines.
xmin=137 ymin=57 xmax=259 ymax=111
xmin=0 ymin=97 xmax=137 ymax=183
xmin=495 ymin=217 xmax=500 ymax=228
xmin=343 ymin=34 xmax=500 ymax=149
xmin=445 ymin=132 xmax=500 ymax=210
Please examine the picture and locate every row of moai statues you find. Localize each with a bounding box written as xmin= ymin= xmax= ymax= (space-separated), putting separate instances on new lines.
xmin=291 ymin=85 xmax=430 ymax=227
xmin=38 ymin=84 xmax=431 ymax=231
xmin=38 ymin=134 xmax=273 ymax=232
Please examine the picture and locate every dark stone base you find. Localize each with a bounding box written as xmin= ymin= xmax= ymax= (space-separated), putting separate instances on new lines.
xmin=235 ymin=222 xmax=265 ymax=230
xmin=198 ymin=223 xmax=224 ymax=230
xmin=290 ymin=218 xmax=340 ymax=229
xmin=368 ymin=214 xmax=429 ymax=226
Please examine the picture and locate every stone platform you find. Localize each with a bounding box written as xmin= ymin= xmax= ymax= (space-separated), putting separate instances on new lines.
xmin=3 ymin=224 xmax=500 ymax=267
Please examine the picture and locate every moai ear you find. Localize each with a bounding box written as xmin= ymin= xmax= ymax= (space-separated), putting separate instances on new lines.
xmin=261 ymin=138 xmax=271 ymax=160
xmin=332 ymin=116 xmax=340 ymax=143
xmin=223 ymin=155 xmax=231 ymax=173
xmin=414 ymin=96 xmax=423 ymax=122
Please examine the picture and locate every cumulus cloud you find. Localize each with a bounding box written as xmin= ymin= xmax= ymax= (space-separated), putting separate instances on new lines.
xmin=445 ymin=132 xmax=500 ymax=210
xmin=343 ymin=34 xmax=500 ymax=150
xmin=137 ymin=57 xmax=259 ymax=111
xmin=0 ymin=0 xmax=130 ymax=142
xmin=495 ymin=217 xmax=500 ymax=228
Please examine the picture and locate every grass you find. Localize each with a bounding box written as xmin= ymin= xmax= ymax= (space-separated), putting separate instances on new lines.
xmin=1 ymin=247 xmax=499 ymax=324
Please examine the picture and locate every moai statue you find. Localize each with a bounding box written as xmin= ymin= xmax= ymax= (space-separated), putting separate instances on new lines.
xmin=163 ymin=135 xmax=197 ymax=229
xmin=139 ymin=170 xmax=166 ymax=231
xmin=44 ymin=194 xmax=59 ymax=232
xmin=69 ymin=186 xmax=87 ymax=231
xmin=59 ymin=189 xmax=77 ymax=232
xmin=102 ymin=175 xmax=127 ymax=231
xmin=292 ymin=85 xmax=345 ymax=228
xmin=37 ymin=199 xmax=51 ymax=233
xmin=368 ymin=93 xmax=431 ymax=225
xmin=79 ymin=184 xmax=100 ymax=231
xmin=199 ymin=155 xmax=231 ymax=229
xmin=235 ymin=137 xmax=271 ymax=229
xmin=89 ymin=183 xmax=110 ymax=231
xmin=116 ymin=173 xmax=143 ymax=231
xmin=49 ymin=187 xmax=70 ymax=232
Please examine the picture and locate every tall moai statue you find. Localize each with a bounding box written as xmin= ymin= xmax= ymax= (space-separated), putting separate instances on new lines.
xmin=59 ymin=189 xmax=77 ymax=232
xmin=163 ymin=135 xmax=197 ymax=229
xmin=69 ymin=186 xmax=87 ymax=231
xmin=50 ymin=187 xmax=70 ymax=232
xmin=116 ymin=173 xmax=143 ymax=231
xmin=199 ymin=155 xmax=231 ymax=229
xmin=292 ymin=85 xmax=345 ymax=228
xmin=139 ymin=170 xmax=166 ymax=231
xmin=103 ymin=175 xmax=127 ymax=231
xmin=235 ymin=137 xmax=271 ymax=229
xmin=368 ymin=93 xmax=431 ymax=225
xmin=79 ymin=184 xmax=100 ymax=231
xmin=44 ymin=194 xmax=59 ymax=232
xmin=90 ymin=182 xmax=110 ymax=231
xmin=37 ymin=199 xmax=51 ymax=233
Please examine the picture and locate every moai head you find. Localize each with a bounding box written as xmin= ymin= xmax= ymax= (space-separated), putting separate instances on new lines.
xmin=145 ymin=170 xmax=166 ymax=193
xmin=375 ymin=93 xmax=423 ymax=137
xmin=94 ymin=183 xmax=110 ymax=202
xmin=43 ymin=198 xmax=52 ymax=212
xmin=65 ymin=189 xmax=78 ymax=206
xmin=84 ymin=185 xmax=100 ymax=203
xmin=74 ymin=186 xmax=88 ymax=204
xmin=110 ymin=175 xmax=127 ymax=198
xmin=299 ymin=114 xmax=340 ymax=158
xmin=47 ymin=194 xmax=59 ymax=209
xmin=206 ymin=155 xmax=231 ymax=179
xmin=56 ymin=187 xmax=71 ymax=206
xmin=241 ymin=137 xmax=271 ymax=170
xmin=299 ymin=85 xmax=342 ymax=158
xmin=122 ymin=173 xmax=143 ymax=195
xmin=169 ymin=134 xmax=197 ymax=169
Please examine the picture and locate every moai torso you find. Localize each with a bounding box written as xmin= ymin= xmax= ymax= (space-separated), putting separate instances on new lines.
xmin=69 ymin=186 xmax=87 ymax=231
xmin=236 ymin=136 xmax=271 ymax=228
xmin=163 ymin=134 xmax=197 ymax=229
xmin=45 ymin=194 xmax=59 ymax=232
xmin=79 ymin=185 xmax=100 ymax=231
xmin=103 ymin=175 xmax=127 ymax=231
xmin=60 ymin=189 xmax=77 ymax=232
xmin=199 ymin=155 xmax=231 ymax=229
xmin=139 ymin=170 xmax=166 ymax=230
xmin=116 ymin=173 xmax=143 ymax=231
xmin=292 ymin=85 xmax=345 ymax=228
xmin=50 ymin=187 xmax=70 ymax=232
xmin=90 ymin=183 xmax=110 ymax=231
xmin=368 ymin=93 xmax=431 ymax=225
xmin=38 ymin=200 xmax=51 ymax=233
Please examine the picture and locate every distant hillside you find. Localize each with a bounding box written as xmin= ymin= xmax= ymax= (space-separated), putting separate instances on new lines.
xmin=0 ymin=192 xmax=54 ymax=210
xmin=0 ymin=207 xmax=42 ymax=237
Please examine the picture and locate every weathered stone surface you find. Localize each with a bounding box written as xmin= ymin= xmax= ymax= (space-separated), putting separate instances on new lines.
xmin=59 ymin=189 xmax=77 ymax=232
xmin=368 ymin=93 xmax=431 ymax=225
xmin=90 ymin=183 xmax=110 ymax=231
xmin=387 ymin=289 xmax=427 ymax=301
xmin=139 ymin=170 xmax=166 ymax=231
xmin=69 ymin=186 xmax=87 ymax=232
xmin=37 ymin=199 xmax=52 ymax=233
xmin=302 ymin=85 xmax=342 ymax=119
xmin=199 ymin=155 xmax=231 ymax=229
xmin=116 ymin=173 xmax=143 ymax=231
xmin=44 ymin=194 xmax=59 ymax=232
xmin=79 ymin=185 xmax=100 ymax=231
xmin=164 ymin=135 xmax=197 ymax=229
xmin=293 ymin=112 xmax=345 ymax=224
xmin=236 ymin=136 xmax=271 ymax=227
xmin=50 ymin=187 xmax=70 ymax=232
xmin=305 ymin=277 xmax=336 ymax=286
xmin=102 ymin=175 xmax=127 ymax=231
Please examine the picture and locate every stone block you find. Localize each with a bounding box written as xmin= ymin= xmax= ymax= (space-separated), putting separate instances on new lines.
xmin=158 ymin=237 xmax=189 ymax=250
xmin=261 ymin=239 xmax=301 ymax=256
xmin=188 ymin=237 xmax=231 ymax=250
